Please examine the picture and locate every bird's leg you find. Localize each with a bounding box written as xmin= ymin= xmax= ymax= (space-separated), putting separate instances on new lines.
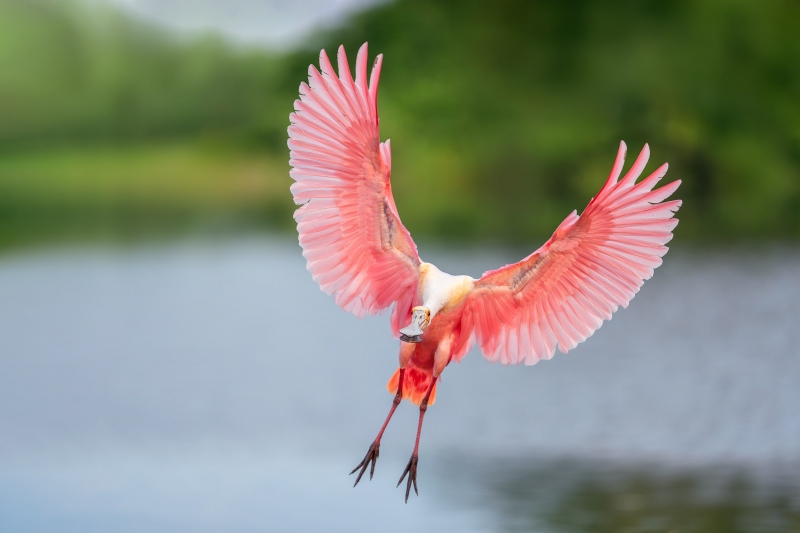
xmin=350 ymin=368 xmax=405 ymax=486
xmin=397 ymin=376 xmax=438 ymax=503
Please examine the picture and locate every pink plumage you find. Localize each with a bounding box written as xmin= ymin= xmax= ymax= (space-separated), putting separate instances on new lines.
xmin=463 ymin=142 xmax=681 ymax=365
xmin=289 ymin=44 xmax=420 ymax=326
xmin=288 ymin=43 xmax=681 ymax=502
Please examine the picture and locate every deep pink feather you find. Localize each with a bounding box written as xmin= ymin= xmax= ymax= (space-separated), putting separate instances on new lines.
xmin=463 ymin=142 xmax=682 ymax=365
xmin=288 ymin=44 xmax=421 ymax=329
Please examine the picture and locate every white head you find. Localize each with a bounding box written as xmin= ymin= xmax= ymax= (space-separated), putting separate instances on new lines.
xmin=409 ymin=306 xmax=431 ymax=330
xmin=399 ymin=306 xmax=430 ymax=343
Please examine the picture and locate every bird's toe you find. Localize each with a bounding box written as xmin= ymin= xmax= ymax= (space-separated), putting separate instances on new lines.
xmin=350 ymin=442 xmax=380 ymax=486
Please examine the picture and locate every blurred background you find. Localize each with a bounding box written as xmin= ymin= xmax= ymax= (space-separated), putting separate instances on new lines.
xmin=0 ymin=0 xmax=799 ymax=531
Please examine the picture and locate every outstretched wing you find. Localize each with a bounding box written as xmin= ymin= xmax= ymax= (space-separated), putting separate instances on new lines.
xmin=289 ymin=44 xmax=421 ymax=330
xmin=461 ymin=142 xmax=681 ymax=365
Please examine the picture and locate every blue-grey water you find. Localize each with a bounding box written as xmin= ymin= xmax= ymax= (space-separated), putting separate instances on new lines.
xmin=1 ymin=237 xmax=799 ymax=532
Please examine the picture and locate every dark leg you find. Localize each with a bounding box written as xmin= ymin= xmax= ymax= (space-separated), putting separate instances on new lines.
xmin=350 ymin=368 xmax=405 ymax=486
xmin=397 ymin=376 xmax=437 ymax=503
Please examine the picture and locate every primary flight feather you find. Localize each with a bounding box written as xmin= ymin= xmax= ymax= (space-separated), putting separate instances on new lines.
xmin=288 ymin=43 xmax=682 ymax=502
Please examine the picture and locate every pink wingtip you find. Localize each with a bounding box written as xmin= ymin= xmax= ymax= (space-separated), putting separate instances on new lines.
xmin=356 ymin=42 xmax=369 ymax=68
xmin=639 ymin=144 xmax=649 ymax=166
xmin=620 ymin=144 xmax=651 ymax=186
xmin=611 ymin=141 xmax=627 ymax=183
xmin=368 ymin=53 xmax=383 ymax=122
xmin=596 ymin=141 xmax=627 ymax=201
xmin=355 ymin=43 xmax=372 ymax=117
xmin=319 ymin=47 xmax=337 ymax=78
xmin=336 ymin=45 xmax=353 ymax=81
xmin=638 ymin=143 xmax=650 ymax=162
xmin=355 ymin=43 xmax=369 ymax=106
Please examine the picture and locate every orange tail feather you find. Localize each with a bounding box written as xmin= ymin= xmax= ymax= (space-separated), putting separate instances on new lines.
xmin=387 ymin=367 xmax=437 ymax=406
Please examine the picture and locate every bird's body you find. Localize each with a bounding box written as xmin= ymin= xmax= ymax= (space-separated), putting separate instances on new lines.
xmin=418 ymin=263 xmax=474 ymax=323
xmin=288 ymin=42 xmax=682 ymax=502
xmin=388 ymin=263 xmax=474 ymax=403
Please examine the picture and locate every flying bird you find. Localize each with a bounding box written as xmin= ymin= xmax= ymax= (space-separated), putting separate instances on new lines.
xmin=288 ymin=43 xmax=681 ymax=502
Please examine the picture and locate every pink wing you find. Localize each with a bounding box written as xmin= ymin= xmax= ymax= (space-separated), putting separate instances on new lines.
xmin=289 ymin=44 xmax=421 ymax=330
xmin=461 ymin=142 xmax=681 ymax=365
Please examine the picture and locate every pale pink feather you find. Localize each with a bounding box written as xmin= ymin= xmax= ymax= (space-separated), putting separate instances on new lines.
xmin=462 ymin=142 xmax=682 ymax=365
xmin=289 ymin=43 xmax=421 ymax=329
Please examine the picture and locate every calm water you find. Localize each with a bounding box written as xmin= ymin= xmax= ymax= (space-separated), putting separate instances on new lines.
xmin=0 ymin=238 xmax=799 ymax=532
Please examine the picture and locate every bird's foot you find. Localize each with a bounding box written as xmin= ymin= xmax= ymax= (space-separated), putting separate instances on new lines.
xmin=397 ymin=454 xmax=419 ymax=503
xmin=350 ymin=441 xmax=380 ymax=486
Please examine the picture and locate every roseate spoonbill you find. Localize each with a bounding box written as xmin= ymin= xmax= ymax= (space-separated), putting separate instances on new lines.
xmin=287 ymin=43 xmax=681 ymax=502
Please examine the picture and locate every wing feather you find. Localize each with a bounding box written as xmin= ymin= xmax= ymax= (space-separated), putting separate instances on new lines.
xmin=289 ymin=44 xmax=421 ymax=326
xmin=464 ymin=142 xmax=681 ymax=365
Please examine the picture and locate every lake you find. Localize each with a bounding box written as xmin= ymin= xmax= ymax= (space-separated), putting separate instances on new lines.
xmin=1 ymin=237 xmax=798 ymax=532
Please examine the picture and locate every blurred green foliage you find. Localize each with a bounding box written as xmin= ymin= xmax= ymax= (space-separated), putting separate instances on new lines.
xmin=302 ymin=0 xmax=800 ymax=244
xmin=0 ymin=0 xmax=283 ymax=143
xmin=0 ymin=0 xmax=290 ymax=247
xmin=1 ymin=0 xmax=799 ymax=249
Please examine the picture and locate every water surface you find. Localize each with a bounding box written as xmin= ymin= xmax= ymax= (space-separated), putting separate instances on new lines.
xmin=1 ymin=238 xmax=798 ymax=532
